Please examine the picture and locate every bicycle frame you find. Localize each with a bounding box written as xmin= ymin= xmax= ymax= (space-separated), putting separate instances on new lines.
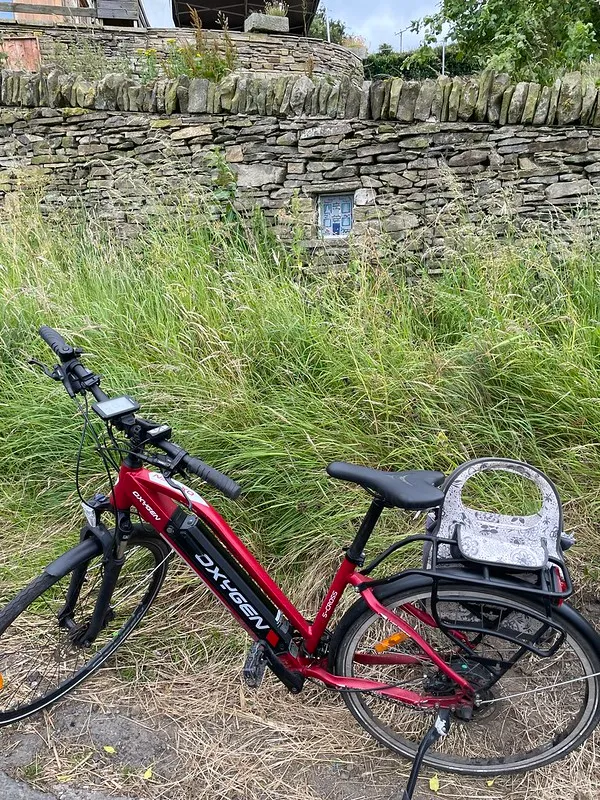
xmin=111 ymin=462 xmax=474 ymax=709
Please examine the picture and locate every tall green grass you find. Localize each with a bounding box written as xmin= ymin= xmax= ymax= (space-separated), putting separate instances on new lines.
xmin=1 ymin=200 xmax=600 ymax=577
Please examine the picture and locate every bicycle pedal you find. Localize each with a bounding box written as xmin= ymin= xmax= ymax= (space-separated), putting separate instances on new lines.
xmin=243 ymin=641 xmax=267 ymax=689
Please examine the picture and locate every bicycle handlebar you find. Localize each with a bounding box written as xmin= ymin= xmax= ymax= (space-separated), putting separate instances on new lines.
xmin=39 ymin=326 xmax=77 ymax=363
xmin=37 ymin=325 xmax=242 ymax=500
xmin=158 ymin=440 xmax=241 ymax=500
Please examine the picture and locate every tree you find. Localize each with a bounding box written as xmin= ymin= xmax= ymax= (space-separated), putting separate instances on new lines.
xmin=413 ymin=0 xmax=600 ymax=81
xmin=364 ymin=42 xmax=478 ymax=81
xmin=309 ymin=9 xmax=347 ymax=45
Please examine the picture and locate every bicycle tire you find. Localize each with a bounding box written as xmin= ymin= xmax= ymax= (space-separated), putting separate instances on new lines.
xmin=330 ymin=580 xmax=600 ymax=775
xmin=0 ymin=526 xmax=171 ymax=725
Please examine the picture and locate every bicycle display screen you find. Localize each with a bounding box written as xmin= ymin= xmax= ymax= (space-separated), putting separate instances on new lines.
xmin=92 ymin=396 xmax=140 ymax=420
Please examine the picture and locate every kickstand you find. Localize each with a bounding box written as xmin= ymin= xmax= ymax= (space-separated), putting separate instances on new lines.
xmin=402 ymin=709 xmax=451 ymax=800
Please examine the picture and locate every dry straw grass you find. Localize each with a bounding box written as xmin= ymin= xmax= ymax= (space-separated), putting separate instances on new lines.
xmin=1 ymin=557 xmax=598 ymax=800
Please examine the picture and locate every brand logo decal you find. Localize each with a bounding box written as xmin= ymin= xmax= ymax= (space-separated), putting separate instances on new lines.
xmin=195 ymin=553 xmax=270 ymax=630
xmin=133 ymin=491 xmax=161 ymax=521
xmin=146 ymin=472 xmax=208 ymax=506
xmin=322 ymin=590 xmax=338 ymax=618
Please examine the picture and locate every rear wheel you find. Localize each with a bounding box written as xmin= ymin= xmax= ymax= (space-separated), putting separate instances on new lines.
xmin=0 ymin=526 xmax=171 ymax=725
xmin=331 ymin=582 xmax=600 ymax=775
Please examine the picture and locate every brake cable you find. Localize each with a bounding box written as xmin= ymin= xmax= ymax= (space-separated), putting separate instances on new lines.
xmin=163 ymin=449 xmax=194 ymax=510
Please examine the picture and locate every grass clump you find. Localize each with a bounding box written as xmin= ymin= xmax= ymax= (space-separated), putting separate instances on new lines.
xmin=1 ymin=201 xmax=600 ymax=581
xmin=137 ymin=10 xmax=237 ymax=83
xmin=51 ymin=39 xmax=131 ymax=79
xmin=263 ymin=1 xmax=289 ymax=17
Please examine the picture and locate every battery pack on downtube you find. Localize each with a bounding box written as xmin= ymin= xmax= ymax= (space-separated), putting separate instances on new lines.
xmin=166 ymin=507 xmax=291 ymax=652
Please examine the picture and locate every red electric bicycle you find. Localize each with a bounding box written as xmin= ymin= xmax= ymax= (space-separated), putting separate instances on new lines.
xmin=1 ymin=326 xmax=600 ymax=784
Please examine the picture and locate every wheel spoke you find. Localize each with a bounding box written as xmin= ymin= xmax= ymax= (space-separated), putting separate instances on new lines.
xmin=336 ymin=586 xmax=599 ymax=773
xmin=0 ymin=536 xmax=169 ymax=720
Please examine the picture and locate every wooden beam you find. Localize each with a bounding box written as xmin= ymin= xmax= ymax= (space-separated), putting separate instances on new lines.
xmin=0 ymin=1 xmax=97 ymax=15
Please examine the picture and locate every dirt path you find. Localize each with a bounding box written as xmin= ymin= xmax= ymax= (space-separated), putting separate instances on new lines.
xmin=0 ymin=585 xmax=598 ymax=800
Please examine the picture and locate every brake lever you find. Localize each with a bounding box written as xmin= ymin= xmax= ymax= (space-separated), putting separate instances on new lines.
xmin=29 ymin=359 xmax=62 ymax=380
xmin=29 ymin=358 xmax=76 ymax=397
xmin=162 ymin=449 xmax=193 ymax=510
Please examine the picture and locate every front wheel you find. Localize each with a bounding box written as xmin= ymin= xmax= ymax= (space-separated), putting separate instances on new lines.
xmin=0 ymin=526 xmax=171 ymax=725
xmin=330 ymin=581 xmax=600 ymax=775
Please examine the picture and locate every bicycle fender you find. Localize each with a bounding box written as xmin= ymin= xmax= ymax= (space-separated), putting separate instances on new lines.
xmin=45 ymin=538 xmax=102 ymax=578
xmin=555 ymin=602 xmax=600 ymax=656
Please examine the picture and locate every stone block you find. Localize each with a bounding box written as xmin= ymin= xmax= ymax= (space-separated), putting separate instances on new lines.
xmin=326 ymin=83 xmax=340 ymax=119
xmin=176 ymin=76 xmax=190 ymax=114
xmin=384 ymin=211 xmax=420 ymax=231
xmin=244 ymin=12 xmax=290 ymax=34
xmin=499 ymin=85 xmax=515 ymax=126
xmin=521 ymin=83 xmax=540 ymax=125
xmin=345 ymin=84 xmax=362 ymax=119
xmin=96 ymin=74 xmax=125 ymax=112
xmin=448 ymin=77 xmax=464 ymax=122
xmin=557 ymin=72 xmax=583 ymax=125
xmin=188 ymin=79 xmax=210 ymax=114
xmin=354 ymin=187 xmax=376 ymax=205
xmin=235 ymin=163 xmax=286 ymax=187
xmin=290 ymin=76 xmax=314 ymax=116
xmin=546 ymin=178 xmax=591 ymax=200
xmin=458 ymin=78 xmax=479 ymax=121
xmin=359 ymin=81 xmax=371 ymax=119
xmin=507 ymin=82 xmax=529 ymax=124
xmin=448 ymin=150 xmax=489 ymax=167
xmin=581 ymin=85 xmax=598 ymax=125
xmin=414 ymin=78 xmax=436 ymax=121
xmin=225 ymin=145 xmax=244 ymax=162
xmin=370 ymin=80 xmax=386 ymax=120
xmin=475 ymin=69 xmax=494 ymax=122
xmin=397 ymin=80 xmax=420 ymax=123
xmin=431 ymin=75 xmax=452 ymax=122
xmin=547 ymin=79 xmax=562 ymax=126
xmin=171 ymin=125 xmax=212 ymax=141
xmin=388 ymin=78 xmax=403 ymax=120
xmin=533 ymin=86 xmax=552 ymax=126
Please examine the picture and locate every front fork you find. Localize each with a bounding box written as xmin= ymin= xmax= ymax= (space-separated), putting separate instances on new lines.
xmin=58 ymin=499 xmax=133 ymax=646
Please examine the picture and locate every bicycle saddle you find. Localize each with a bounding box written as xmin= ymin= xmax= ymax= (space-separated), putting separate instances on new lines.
xmin=327 ymin=462 xmax=446 ymax=510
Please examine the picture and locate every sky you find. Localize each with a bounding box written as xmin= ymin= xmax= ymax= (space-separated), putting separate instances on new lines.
xmin=142 ymin=0 xmax=440 ymax=51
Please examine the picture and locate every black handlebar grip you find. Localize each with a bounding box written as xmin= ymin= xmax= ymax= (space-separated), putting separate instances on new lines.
xmin=184 ymin=455 xmax=242 ymax=500
xmin=39 ymin=326 xmax=76 ymax=363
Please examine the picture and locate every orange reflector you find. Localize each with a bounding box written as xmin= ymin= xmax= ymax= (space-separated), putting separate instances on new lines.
xmin=374 ymin=632 xmax=409 ymax=653
xmin=0 ymin=674 xmax=4 ymax=691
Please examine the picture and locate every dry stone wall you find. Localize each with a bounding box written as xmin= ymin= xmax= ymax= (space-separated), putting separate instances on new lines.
xmin=0 ymin=22 xmax=364 ymax=84
xmin=1 ymin=104 xmax=599 ymax=252
xmin=0 ymin=68 xmax=598 ymax=127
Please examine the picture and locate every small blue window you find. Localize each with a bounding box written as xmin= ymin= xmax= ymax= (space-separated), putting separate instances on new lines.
xmin=320 ymin=193 xmax=354 ymax=238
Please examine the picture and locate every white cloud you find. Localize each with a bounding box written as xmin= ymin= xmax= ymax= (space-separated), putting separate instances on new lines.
xmin=323 ymin=0 xmax=439 ymax=50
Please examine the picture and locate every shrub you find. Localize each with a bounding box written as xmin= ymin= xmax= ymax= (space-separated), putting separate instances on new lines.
xmin=161 ymin=10 xmax=237 ymax=82
xmin=263 ymin=1 xmax=289 ymax=17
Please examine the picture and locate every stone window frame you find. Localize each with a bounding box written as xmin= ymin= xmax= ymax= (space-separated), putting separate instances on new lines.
xmin=318 ymin=192 xmax=355 ymax=239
